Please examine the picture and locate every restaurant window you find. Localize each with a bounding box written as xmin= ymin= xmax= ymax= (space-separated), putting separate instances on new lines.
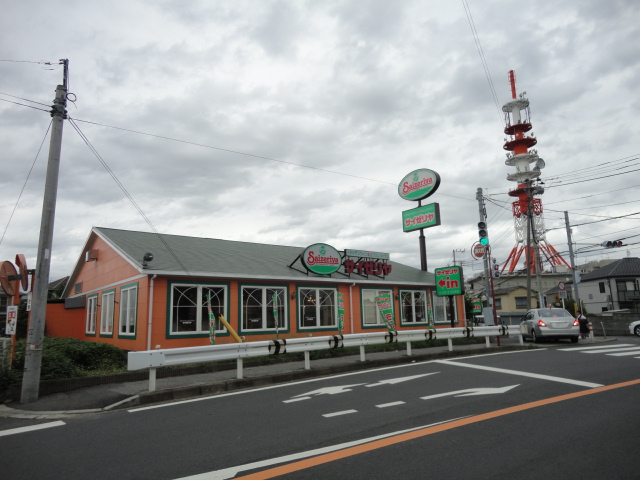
xmin=361 ymin=288 xmax=393 ymax=326
xmin=119 ymin=284 xmax=138 ymax=337
xmin=431 ymin=293 xmax=449 ymax=324
xmin=241 ymin=286 xmax=286 ymax=332
xmin=170 ymin=284 xmax=227 ymax=335
xmin=399 ymin=290 xmax=428 ymax=324
xmin=298 ymin=287 xmax=337 ymax=329
xmin=86 ymin=294 xmax=97 ymax=335
xmin=100 ymin=290 xmax=115 ymax=337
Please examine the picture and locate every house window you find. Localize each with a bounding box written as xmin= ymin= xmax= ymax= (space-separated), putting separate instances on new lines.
xmin=100 ymin=290 xmax=115 ymax=336
xmin=399 ymin=290 xmax=428 ymax=324
xmin=361 ymin=288 xmax=393 ymax=326
xmin=86 ymin=295 xmax=97 ymax=335
xmin=495 ymin=298 xmax=502 ymax=310
xmin=119 ymin=284 xmax=138 ymax=336
xmin=515 ymin=297 xmax=528 ymax=309
xmin=599 ymin=282 xmax=605 ymax=293
xmin=241 ymin=286 xmax=286 ymax=331
xmin=170 ymin=284 xmax=227 ymax=335
xmin=298 ymin=288 xmax=337 ymax=328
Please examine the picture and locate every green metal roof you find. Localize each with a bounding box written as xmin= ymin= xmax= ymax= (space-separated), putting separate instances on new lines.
xmin=93 ymin=227 xmax=435 ymax=286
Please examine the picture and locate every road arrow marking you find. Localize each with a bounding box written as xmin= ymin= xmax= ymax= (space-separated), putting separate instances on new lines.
xmin=366 ymin=372 xmax=439 ymax=387
xmin=286 ymin=383 xmax=366 ymax=402
xmin=420 ymin=385 xmax=519 ymax=400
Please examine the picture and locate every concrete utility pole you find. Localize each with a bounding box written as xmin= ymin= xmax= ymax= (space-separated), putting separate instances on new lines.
xmin=21 ymin=60 xmax=68 ymax=404
xmin=476 ymin=188 xmax=494 ymax=322
xmin=564 ymin=211 xmax=582 ymax=311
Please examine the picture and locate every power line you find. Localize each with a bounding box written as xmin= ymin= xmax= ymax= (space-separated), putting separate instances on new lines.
xmin=68 ymin=118 xmax=192 ymax=276
xmin=0 ymin=120 xmax=53 ymax=247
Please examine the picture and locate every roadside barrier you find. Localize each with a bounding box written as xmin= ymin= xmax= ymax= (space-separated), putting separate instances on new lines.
xmin=128 ymin=325 xmax=520 ymax=392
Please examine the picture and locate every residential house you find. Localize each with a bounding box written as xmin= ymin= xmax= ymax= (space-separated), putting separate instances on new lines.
xmin=577 ymin=257 xmax=640 ymax=313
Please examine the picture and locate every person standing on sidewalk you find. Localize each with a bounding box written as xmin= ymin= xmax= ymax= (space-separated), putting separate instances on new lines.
xmin=577 ymin=311 xmax=589 ymax=339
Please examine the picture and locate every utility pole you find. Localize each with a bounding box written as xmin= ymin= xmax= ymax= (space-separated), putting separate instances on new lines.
xmin=21 ymin=59 xmax=68 ymax=403
xmin=564 ymin=211 xmax=585 ymax=318
xmin=476 ymin=188 xmax=495 ymax=323
xmin=453 ymin=249 xmax=465 ymax=266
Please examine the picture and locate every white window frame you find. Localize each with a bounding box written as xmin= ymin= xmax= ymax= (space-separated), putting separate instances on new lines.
xmin=431 ymin=292 xmax=456 ymax=325
xmin=119 ymin=284 xmax=138 ymax=337
xmin=241 ymin=286 xmax=287 ymax=332
xmin=399 ymin=289 xmax=429 ymax=325
xmin=298 ymin=287 xmax=338 ymax=329
xmin=86 ymin=295 xmax=97 ymax=335
xmin=170 ymin=283 xmax=228 ymax=335
xmin=361 ymin=288 xmax=393 ymax=326
xmin=100 ymin=290 xmax=115 ymax=336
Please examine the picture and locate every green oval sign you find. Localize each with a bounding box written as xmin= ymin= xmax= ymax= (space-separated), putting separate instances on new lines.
xmin=398 ymin=168 xmax=441 ymax=201
xmin=302 ymin=243 xmax=342 ymax=275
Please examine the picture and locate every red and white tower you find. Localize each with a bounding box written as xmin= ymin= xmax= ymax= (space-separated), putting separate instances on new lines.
xmin=501 ymin=71 xmax=571 ymax=274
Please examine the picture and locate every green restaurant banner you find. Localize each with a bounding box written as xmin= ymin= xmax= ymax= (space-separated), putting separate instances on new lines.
xmin=375 ymin=294 xmax=396 ymax=332
xmin=337 ymin=293 xmax=345 ymax=334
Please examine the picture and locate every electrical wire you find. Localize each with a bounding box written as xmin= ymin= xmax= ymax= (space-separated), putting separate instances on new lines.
xmin=0 ymin=120 xmax=53 ymax=247
xmin=68 ymin=118 xmax=192 ymax=276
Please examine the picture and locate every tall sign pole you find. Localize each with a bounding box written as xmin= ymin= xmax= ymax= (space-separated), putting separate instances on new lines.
xmin=21 ymin=60 xmax=68 ymax=404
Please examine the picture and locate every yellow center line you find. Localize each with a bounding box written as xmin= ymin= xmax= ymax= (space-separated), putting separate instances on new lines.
xmin=236 ymin=378 xmax=640 ymax=479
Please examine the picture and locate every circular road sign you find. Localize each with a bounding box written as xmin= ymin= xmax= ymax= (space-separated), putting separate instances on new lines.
xmin=558 ymin=281 xmax=566 ymax=291
xmin=472 ymin=243 xmax=486 ymax=259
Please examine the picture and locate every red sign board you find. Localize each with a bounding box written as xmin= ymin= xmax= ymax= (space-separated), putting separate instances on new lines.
xmin=472 ymin=243 xmax=486 ymax=259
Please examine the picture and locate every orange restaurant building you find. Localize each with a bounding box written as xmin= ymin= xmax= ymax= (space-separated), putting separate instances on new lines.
xmin=46 ymin=227 xmax=465 ymax=351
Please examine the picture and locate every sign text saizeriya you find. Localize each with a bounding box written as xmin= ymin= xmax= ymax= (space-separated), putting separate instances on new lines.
xmin=398 ymin=168 xmax=441 ymax=202
xmin=302 ymin=243 xmax=342 ymax=275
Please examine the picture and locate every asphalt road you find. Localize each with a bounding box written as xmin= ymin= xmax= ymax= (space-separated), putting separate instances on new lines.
xmin=2 ymin=338 xmax=640 ymax=479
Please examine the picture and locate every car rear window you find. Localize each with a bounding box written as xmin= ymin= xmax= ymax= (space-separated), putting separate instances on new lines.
xmin=538 ymin=309 xmax=572 ymax=318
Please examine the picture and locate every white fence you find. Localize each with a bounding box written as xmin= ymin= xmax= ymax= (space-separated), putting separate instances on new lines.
xmin=128 ymin=325 xmax=521 ymax=392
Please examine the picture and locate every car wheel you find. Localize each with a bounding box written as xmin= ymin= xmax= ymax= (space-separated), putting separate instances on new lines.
xmin=570 ymin=336 xmax=579 ymax=343
xmin=531 ymin=330 xmax=539 ymax=343
xmin=634 ymin=325 xmax=640 ymax=337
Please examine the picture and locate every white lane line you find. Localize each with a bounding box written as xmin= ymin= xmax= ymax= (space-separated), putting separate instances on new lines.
xmin=366 ymin=372 xmax=438 ymax=387
xmin=323 ymin=409 xmax=357 ymax=418
xmin=376 ymin=401 xmax=405 ymax=408
xmin=582 ymin=347 xmax=640 ymax=354
xmin=559 ymin=344 xmax=634 ymax=351
xmin=0 ymin=420 xmax=65 ymax=437
xmin=606 ymin=350 xmax=640 ymax=356
xmin=172 ymin=417 xmax=469 ymax=480
xmin=283 ymin=397 xmax=310 ymax=403
xmin=434 ymin=360 xmax=603 ymax=388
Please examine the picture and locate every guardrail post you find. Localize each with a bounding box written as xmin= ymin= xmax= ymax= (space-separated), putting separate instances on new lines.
xmin=519 ymin=333 xmax=524 ymax=345
xmin=237 ymin=358 xmax=244 ymax=379
xmin=485 ymin=337 xmax=490 ymax=347
xmin=447 ymin=338 xmax=453 ymax=351
xmin=149 ymin=367 xmax=157 ymax=392
xmin=407 ymin=341 xmax=412 ymax=356
xmin=360 ymin=345 xmax=366 ymax=362
xmin=304 ymin=351 xmax=310 ymax=370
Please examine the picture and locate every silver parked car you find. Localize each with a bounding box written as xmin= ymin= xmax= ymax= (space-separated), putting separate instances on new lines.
xmin=629 ymin=320 xmax=640 ymax=337
xmin=521 ymin=308 xmax=580 ymax=343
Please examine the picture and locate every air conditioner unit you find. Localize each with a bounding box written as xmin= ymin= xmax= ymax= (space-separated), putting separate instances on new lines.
xmin=85 ymin=249 xmax=98 ymax=262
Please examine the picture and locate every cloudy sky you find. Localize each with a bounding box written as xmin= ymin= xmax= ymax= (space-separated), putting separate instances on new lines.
xmin=1 ymin=0 xmax=639 ymax=283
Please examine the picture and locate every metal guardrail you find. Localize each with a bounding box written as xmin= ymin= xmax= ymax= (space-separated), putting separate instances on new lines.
xmin=128 ymin=325 xmax=520 ymax=391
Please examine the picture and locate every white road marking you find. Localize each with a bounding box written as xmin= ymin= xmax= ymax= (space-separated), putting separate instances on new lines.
xmin=323 ymin=409 xmax=357 ymax=418
xmin=366 ymin=372 xmax=438 ymax=387
xmin=434 ymin=359 xmax=603 ymax=388
xmin=558 ymin=344 xmax=634 ymax=351
xmin=0 ymin=420 xmax=65 ymax=437
xmin=420 ymin=385 xmax=519 ymax=400
xmin=606 ymin=349 xmax=640 ymax=356
xmin=583 ymin=347 xmax=640 ymax=354
xmin=376 ymin=401 xmax=406 ymax=408
xmin=172 ymin=417 xmax=469 ymax=480
xmin=283 ymin=397 xmax=310 ymax=403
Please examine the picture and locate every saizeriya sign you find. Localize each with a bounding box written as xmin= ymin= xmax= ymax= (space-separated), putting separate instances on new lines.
xmin=299 ymin=244 xmax=392 ymax=277
xmin=398 ymin=168 xmax=441 ymax=202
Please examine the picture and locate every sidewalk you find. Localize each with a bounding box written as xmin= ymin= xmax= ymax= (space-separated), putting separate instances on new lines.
xmin=0 ymin=336 xmax=614 ymax=418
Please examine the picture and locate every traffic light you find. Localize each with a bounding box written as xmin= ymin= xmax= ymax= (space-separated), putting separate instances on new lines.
xmin=493 ymin=263 xmax=500 ymax=278
xmin=601 ymin=240 xmax=623 ymax=248
xmin=478 ymin=222 xmax=489 ymax=246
